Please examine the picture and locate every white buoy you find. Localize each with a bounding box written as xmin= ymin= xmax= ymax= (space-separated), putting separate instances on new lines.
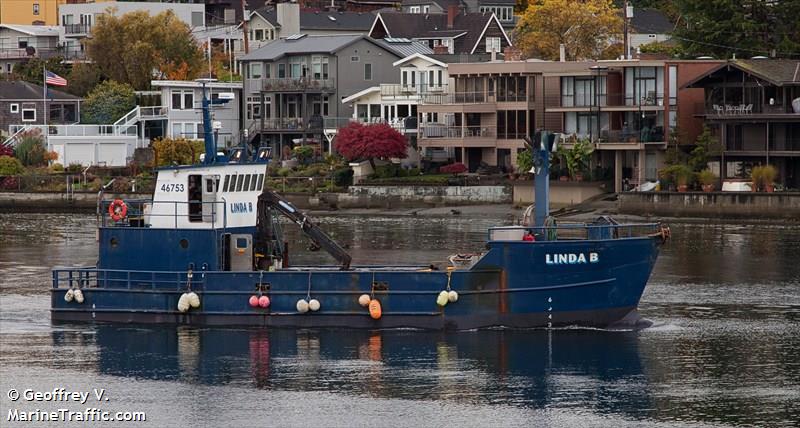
xmin=64 ymin=289 xmax=74 ymax=302
xmin=296 ymin=299 xmax=309 ymax=313
xmin=448 ymin=290 xmax=459 ymax=303
xmin=73 ymin=289 xmax=84 ymax=304
xmin=177 ymin=293 xmax=190 ymax=312
xmin=187 ymin=292 xmax=200 ymax=308
xmin=436 ymin=290 xmax=449 ymax=307
xmin=358 ymin=294 xmax=371 ymax=307
xmin=309 ymin=299 xmax=321 ymax=312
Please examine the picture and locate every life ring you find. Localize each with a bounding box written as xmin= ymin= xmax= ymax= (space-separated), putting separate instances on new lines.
xmin=108 ymin=199 xmax=128 ymax=222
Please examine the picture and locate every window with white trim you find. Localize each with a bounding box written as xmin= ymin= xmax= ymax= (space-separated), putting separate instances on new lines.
xmin=21 ymin=103 xmax=36 ymax=121
xmin=171 ymin=122 xmax=202 ymax=139
xmin=409 ymin=6 xmax=421 ymax=13
xmin=423 ymin=5 xmax=430 ymax=13
xmin=250 ymin=62 xmax=262 ymax=79
xmin=364 ymin=63 xmax=372 ymax=81
xmin=171 ymin=90 xmax=194 ymax=110
xmin=10 ymin=104 xmax=19 ymax=114
xmin=479 ymin=6 xmax=513 ymax=22
xmin=485 ymin=37 xmax=501 ymax=53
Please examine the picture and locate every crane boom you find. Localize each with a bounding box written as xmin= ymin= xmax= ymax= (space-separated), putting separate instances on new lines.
xmin=257 ymin=190 xmax=352 ymax=270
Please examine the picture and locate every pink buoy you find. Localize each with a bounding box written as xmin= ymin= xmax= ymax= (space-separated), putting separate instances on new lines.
xmin=258 ymin=295 xmax=270 ymax=308
xmin=249 ymin=295 xmax=260 ymax=308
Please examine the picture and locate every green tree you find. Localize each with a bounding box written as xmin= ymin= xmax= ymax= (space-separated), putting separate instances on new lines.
xmin=674 ymin=0 xmax=779 ymax=59
xmin=688 ymin=126 xmax=720 ymax=172
xmin=152 ymin=137 xmax=205 ymax=166
xmin=66 ymin=62 xmax=102 ymax=97
xmin=515 ymin=0 xmax=623 ymax=60
xmin=84 ymin=9 xmax=204 ymax=90
xmin=80 ymin=80 xmax=136 ymax=124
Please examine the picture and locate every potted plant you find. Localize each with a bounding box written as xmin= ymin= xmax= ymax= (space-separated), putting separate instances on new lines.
xmin=761 ymin=165 xmax=777 ymax=192
xmin=660 ymin=164 xmax=693 ymax=192
xmin=750 ymin=165 xmax=764 ymax=192
xmin=698 ymin=169 xmax=717 ymax=192
xmin=564 ymin=138 xmax=594 ymax=181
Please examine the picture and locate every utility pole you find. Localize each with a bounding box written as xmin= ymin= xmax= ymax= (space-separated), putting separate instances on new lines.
xmin=623 ymin=1 xmax=632 ymax=59
xmin=241 ymin=0 xmax=250 ymax=54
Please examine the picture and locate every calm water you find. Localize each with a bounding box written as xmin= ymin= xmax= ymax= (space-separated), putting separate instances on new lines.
xmin=0 ymin=213 xmax=799 ymax=427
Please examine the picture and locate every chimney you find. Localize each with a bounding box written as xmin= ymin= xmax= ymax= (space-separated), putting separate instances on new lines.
xmin=277 ymin=2 xmax=300 ymax=36
xmin=433 ymin=45 xmax=449 ymax=55
xmin=559 ymin=43 xmax=566 ymax=62
xmin=504 ymin=46 xmax=522 ymax=61
xmin=491 ymin=49 xmax=496 ymax=62
xmin=447 ymin=5 xmax=458 ymax=29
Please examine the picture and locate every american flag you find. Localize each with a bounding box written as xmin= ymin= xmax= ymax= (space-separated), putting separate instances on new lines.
xmin=45 ymin=70 xmax=67 ymax=86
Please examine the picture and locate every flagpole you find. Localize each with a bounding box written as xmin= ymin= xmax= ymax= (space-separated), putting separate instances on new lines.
xmin=43 ymin=67 xmax=48 ymax=148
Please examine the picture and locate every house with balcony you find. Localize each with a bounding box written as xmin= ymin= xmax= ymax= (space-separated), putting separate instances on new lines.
xmin=151 ymin=80 xmax=243 ymax=149
xmin=1 ymin=81 xmax=80 ymax=137
xmin=0 ymin=24 xmax=63 ymax=74
xmin=239 ymin=33 xmax=431 ymax=158
xmin=684 ymin=59 xmax=800 ymax=189
xmin=417 ymin=58 xmax=720 ymax=190
xmin=399 ymin=0 xmax=517 ymax=30
xmin=369 ymin=7 xmax=511 ymax=55
xmin=244 ymin=3 xmax=377 ymax=51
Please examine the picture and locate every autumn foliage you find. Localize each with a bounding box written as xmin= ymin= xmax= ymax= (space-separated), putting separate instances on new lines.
xmin=334 ymin=122 xmax=408 ymax=166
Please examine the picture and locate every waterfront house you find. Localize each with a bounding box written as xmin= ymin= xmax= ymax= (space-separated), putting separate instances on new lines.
xmin=0 ymin=80 xmax=80 ymax=137
xmin=0 ymin=24 xmax=63 ymax=74
xmin=369 ymin=7 xmax=511 ymax=55
xmin=239 ymin=33 xmax=430 ymax=157
xmin=683 ymin=59 xmax=800 ymax=189
xmin=417 ymin=57 xmax=721 ymax=191
xmin=398 ymin=0 xmax=517 ymax=30
xmin=151 ymin=80 xmax=243 ymax=149
xmin=627 ymin=8 xmax=674 ymax=55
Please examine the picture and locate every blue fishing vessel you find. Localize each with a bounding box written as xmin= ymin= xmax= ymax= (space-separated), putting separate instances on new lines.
xmin=51 ymin=83 xmax=669 ymax=330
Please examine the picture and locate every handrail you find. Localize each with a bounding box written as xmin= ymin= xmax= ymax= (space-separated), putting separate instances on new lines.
xmin=488 ymin=223 xmax=662 ymax=241
xmin=99 ymin=198 xmax=229 ymax=229
xmin=1 ymin=125 xmax=32 ymax=147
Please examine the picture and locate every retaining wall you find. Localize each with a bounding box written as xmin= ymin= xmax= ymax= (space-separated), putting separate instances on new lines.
xmin=618 ymin=191 xmax=800 ymax=219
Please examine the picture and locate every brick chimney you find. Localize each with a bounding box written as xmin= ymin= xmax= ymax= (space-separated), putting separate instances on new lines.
xmin=504 ymin=46 xmax=522 ymax=61
xmin=447 ymin=5 xmax=458 ymax=29
xmin=433 ymin=45 xmax=449 ymax=54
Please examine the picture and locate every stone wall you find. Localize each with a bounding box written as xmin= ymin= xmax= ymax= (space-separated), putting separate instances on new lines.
xmin=618 ymin=192 xmax=800 ymax=220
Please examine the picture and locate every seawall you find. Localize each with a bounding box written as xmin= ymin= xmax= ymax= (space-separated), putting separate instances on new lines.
xmin=618 ymin=192 xmax=800 ymax=220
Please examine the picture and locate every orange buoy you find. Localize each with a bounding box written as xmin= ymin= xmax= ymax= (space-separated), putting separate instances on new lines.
xmin=368 ymin=299 xmax=382 ymax=320
xmin=249 ymin=295 xmax=260 ymax=308
xmin=258 ymin=295 xmax=270 ymax=308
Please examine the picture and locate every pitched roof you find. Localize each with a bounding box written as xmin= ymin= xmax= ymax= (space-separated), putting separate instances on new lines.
xmin=373 ymin=38 xmax=433 ymax=57
xmin=0 ymin=81 xmax=80 ymax=100
xmin=682 ymin=60 xmax=800 ymax=88
xmin=239 ymin=34 xmax=404 ymax=61
xmin=373 ymin=12 xmax=508 ymax=54
xmin=629 ymin=8 xmax=674 ymax=35
xmin=252 ymin=7 xmax=375 ymax=31
xmin=0 ymin=24 xmax=62 ymax=37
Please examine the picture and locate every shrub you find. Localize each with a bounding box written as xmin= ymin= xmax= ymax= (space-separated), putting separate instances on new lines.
xmin=516 ymin=149 xmax=533 ymax=174
xmin=660 ymin=164 xmax=694 ymax=186
xmin=0 ymin=156 xmax=25 ymax=176
xmin=14 ymin=131 xmax=46 ymax=167
xmin=698 ymin=169 xmax=716 ymax=186
xmin=440 ymin=162 xmax=468 ymax=174
xmin=0 ymin=176 xmax=19 ymax=190
xmin=66 ymin=163 xmax=83 ymax=173
xmin=292 ymin=145 xmax=314 ymax=163
xmin=277 ymin=167 xmax=291 ymax=177
xmin=332 ymin=167 xmax=354 ymax=187
xmin=0 ymin=145 xmax=13 ymax=158
xmin=49 ymin=163 xmax=65 ymax=173
xmin=408 ymin=167 xmax=421 ymax=176
xmin=152 ymin=137 xmax=205 ymax=166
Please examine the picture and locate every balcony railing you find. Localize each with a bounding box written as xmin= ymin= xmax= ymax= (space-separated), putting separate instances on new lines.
xmin=421 ymin=92 xmax=496 ymax=105
xmin=261 ymin=78 xmax=335 ymax=92
xmin=546 ymin=93 xmax=664 ymax=108
xmin=380 ymin=84 xmax=448 ymax=98
xmin=0 ymin=46 xmax=87 ymax=60
xmin=261 ymin=117 xmax=323 ymax=131
xmin=698 ymin=103 xmax=800 ymax=116
xmin=419 ymin=125 xmax=496 ymax=139
xmin=64 ymin=24 xmax=92 ymax=35
xmin=323 ymin=117 xmax=418 ymax=131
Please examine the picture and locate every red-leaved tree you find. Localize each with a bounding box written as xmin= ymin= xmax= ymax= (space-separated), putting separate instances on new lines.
xmin=334 ymin=122 xmax=407 ymax=169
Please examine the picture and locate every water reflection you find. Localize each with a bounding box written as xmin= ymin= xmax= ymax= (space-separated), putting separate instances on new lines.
xmin=49 ymin=326 xmax=652 ymax=418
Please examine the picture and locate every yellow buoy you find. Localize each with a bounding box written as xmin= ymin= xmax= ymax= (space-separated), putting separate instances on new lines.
xmin=358 ymin=294 xmax=371 ymax=307
xmin=436 ymin=290 xmax=449 ymax=307
xmin=369 ymin=299 xmax=382 ymax=319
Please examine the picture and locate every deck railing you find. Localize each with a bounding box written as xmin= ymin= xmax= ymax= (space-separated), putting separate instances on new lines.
xmin=488 ymin=223 xmax=664 ymax=242
xmin=99 ymin=199 xmax=228 ymax=229
xmin=52 ymin=268 xmax=199 ymax=291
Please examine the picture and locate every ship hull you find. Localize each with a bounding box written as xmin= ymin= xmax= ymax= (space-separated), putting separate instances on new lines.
xmin=51 ymin=236 xmax=661 ymax=330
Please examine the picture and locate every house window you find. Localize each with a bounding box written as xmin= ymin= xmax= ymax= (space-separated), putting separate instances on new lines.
xmin=254 ymin=29 xmax=264 ymax=41
xmin=171 ymin=122 xmax=201 ymax=139
xmin=250 ymin=62 xmax=262 ymax=79
xmin=191 ymin=11 xmax=203 ymax=27
xmin=409 ymin=6 xmax=420 ymax=13
xmin=33 ymin=3 xmax=40 ymax=15
xmin=485 ymin=37 xmax=501 ymax=53
xmin=18 ymin=39 xmax=28 ymax=49
xmin=62 ymin=15 xmax=73 ymax=25
xmin=350 ymin=56 xmax=359 ymax=62
xmin=364 ymin=63 xmax=372 ymax=81
xmin=312 ymin=56 xmax=329 ymax=80
xmin=278 ymin=64 xmax=286 ymax=78
xmin=480 ymin=6 xmax=513 ymax=22
xmin=22 ymin=104 xmax=36 ymax=121
xmin=423 ymin=5 xmax=430 ymax=13
xmin=290 ymin=62 xmax=301 ymax=78
xmin=246 ymin=96 xmax=262 ymax=120
xmin=437 ymin=70 xmax=443 ymax=87
xmin=171 ymin=90 xmax=194 ymax=110
xmin=10 ymin=104 xmax=19 ymax=113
